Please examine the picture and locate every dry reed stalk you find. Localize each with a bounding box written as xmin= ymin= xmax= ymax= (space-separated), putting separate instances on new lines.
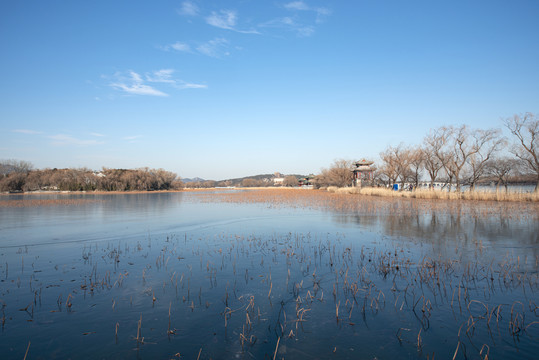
xmin=479 ymin=344 xmax=490 ymax=360
xmin=273 ymin=337 xmax=280 ymax=360
xmin=23 ymin=341 xmax=30 ymax=360
xmin=452 ymin=341 xmax=460 ymax=360
xmin=525 ymin=321 xmax=539 ymax=333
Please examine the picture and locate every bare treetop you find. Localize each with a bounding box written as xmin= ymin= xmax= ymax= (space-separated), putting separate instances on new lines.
xmin=504 ymin=113 xmax=539 ymax=191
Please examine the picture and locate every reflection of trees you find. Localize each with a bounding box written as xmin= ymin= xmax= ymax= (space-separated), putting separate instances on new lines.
xmin=15 ymin=192 xmax=185 ymax=219
xmin=331 ymin=206 xmax=539 ymax=259
xmin=96 ymin=192 xmax=185 ymax=216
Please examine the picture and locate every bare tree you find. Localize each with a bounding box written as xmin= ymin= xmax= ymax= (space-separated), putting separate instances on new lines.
xmin=315 ymin=159 xmax=354 ymax=188
xmin=241 ymin=178 xmax=263 ymax=187
xmin=380 ymin=145 xmax=410 ymax=187
xmin=504 ymin=113 xmax=539 ymax=191
xmin=0 ymin=159 xmax=33 ymax=177
xmin=485 ymin=157 xmax=520 ymax=192
xmin=408 ymin=146 xmax=424 ymax=188
xmin=466 ymin=129 xmax=505 ymax=191
xmin=0 ymin=173 xmax=26 ymax=192
xmin=283 ymin=175 xmax=299 ymax=187
xmin=443 ymin=125 xmax=469 ymax=192
xmin=439 ymin=125 xmax=502 ymax=192
xmin=378 ymin=151 xmax=399 ymax=186
xmin=423 ymin=129 xmax=447 ymax=189
xmin=203 ymin=180 xmax=217 ymax=188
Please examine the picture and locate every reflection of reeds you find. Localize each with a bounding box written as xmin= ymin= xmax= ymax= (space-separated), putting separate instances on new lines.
xmin=193 ymin=188 xmax=539 ymax=221
xmin=0 ymin=198 xmax=104 ymax=207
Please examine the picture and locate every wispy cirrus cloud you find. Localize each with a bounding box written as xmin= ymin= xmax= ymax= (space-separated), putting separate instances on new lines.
xmin=284 ymin=1 xmax=331 ymax=21
xmin=160 ymin=38 xmax=232 ymax=58
xmin=123 ymin=135 xmax=143 ymax=141
xmin=147 ymin=69 xmax=207 ymax=89
xmin=206 ymin=9 xmax=259 ymax=34
xmin=196 ymin=38 xmax=230 ymax=58
xmin=159 ymin=41 xmax=192 ymax=53
xmin=107 ymin=69 xmax=206 ymax=96
xmin=109 ymin=71 xmax=168 ymax=97
xmin=180 ymin=83 xmax=207 ymax=89
xmin=178 ymin=1 xmax=199 ymax=16
xmin=273 ymin=1 xmax=331 ymax=36
xmin=49 ymin=134 xmax=104 ymax=146
xmin=284 ymin=1 xmax=309 ymax=11
xmin=259 ymin=17 xmax=314 ymax=37
xmin=146 ymin=69 xmax=177 ymax=84
xmin=206 ymin=10 xmax=236 ymax=29
xmin=258 ymin=2 xmax=331 ymax=37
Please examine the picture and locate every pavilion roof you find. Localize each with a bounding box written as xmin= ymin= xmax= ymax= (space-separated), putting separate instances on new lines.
xmin=354 ymin=159 xmax=374 ymax=166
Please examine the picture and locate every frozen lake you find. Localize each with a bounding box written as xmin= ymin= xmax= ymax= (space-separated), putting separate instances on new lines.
xmin=0 ymin=190 xmax=538 ymax=359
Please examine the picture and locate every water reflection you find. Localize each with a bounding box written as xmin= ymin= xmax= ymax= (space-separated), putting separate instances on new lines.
xmin=332 ymin=209 xmax=539 ymax=262
xmin=0 ymin=193 xmax=188 ymax=247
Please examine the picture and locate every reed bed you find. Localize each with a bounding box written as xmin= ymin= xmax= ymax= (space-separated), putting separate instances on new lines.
xmin=1 ymin=227 xmax=536 ymax=359
xmin=328 ymin=186 xmax=539 ymax=202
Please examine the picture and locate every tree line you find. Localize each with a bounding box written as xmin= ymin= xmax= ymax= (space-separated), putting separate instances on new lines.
xmin=0 ymin=162 xmax=182 ymax=192
xmin=316 ymin=113 xmax=539 ymax=192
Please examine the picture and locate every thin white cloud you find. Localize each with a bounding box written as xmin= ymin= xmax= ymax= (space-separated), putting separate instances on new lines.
xmin=178 ymin=82 xmax=207 ymax=89
xmin=178 ymin=1 xmax=199 ymax=16
xmin=161 ymin=38 xmax=236 ymax=59
xmin=90 ymin=132 xmax=105 ymax=137
xmin=258 ymin=1 xmax=331 ymax=36
xmin=110 ymin=71 xmax=168 ymax=97
xmin=297 ymin=26 xmax=315 ymax=37
xmin=284 ymin=1 xmax=309 ymax=11
xmin=284 ymin=1 xmax=330 ymax=15
xmin=196 ymin=38 xmax=230 ymax=58
xmin=13 ymin=129 xmax=42 ymax=135
xmin=49 ymin=134 xmax=104 ymax=146
xmin=171 ymin=42 xmax=191 ymax=52
xmin=283 ymin=1 xmax=331 ymax=24
xmin=106 ymin=69 xmax=205 ymax=96
xmin=146 ymin=69 xmax=207 ymax=89
xmin=159 ymin=41 xmax=192 ymax=53
xmin=205 ymin=9 xmax=259 ymax=34
xmin=206 ymin=10 xmax=237 ymax=29
xmin=146 ymin=69 xmax=176 ymax=84
xmin=259 ymin=17 xmax=315 ymax=37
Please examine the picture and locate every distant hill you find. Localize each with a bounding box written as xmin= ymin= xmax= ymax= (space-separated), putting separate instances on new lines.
xmin=182 ymin=174 xmax=308 ymax=187
xmin=221 ymin=173 xmax=274 ymax=184
xmin=219 ymin=174 xmax=307 ymax=187
xmin=182 ymin=177 xmax=206 ymax=183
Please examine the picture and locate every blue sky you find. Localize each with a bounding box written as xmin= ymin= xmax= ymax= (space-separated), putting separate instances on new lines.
xmin=1 ymin=0 xmax=538 ymax=180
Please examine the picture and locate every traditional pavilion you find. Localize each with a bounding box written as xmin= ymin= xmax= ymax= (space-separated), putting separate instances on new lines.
xmin=352 ymin=159 xmax=375 ymax=187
